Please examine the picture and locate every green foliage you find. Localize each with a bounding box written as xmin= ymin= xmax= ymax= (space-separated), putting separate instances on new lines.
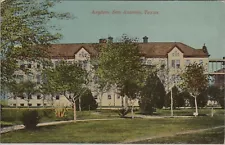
xmin=75 ymin=89 xmax=98 ymax=111
xmin=1 ymin=0 xmax=72 ymax=94
xmin=166 ymin=86 xmax=185 ymax=108
xmin=139 ymin=73 xmax=166 ymax=114
xmin=42 ymin=61 xmax=88 ymax=102
xmin=181 ymin=63 xmax=208 ymax=97
xmin=207 ymin=86 xmax=224 ymax=108
xmin=96 ymin=34 xmax=146 ymax=99
xmin=21 ymin=110 xmax=41 ymax=129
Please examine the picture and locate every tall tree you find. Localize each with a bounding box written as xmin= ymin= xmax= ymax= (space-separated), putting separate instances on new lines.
xmin=180 ymin=63 xmax=208 ymax=117
xmin=97 ymin=34 xmax=146 ymax=118
xmin=139 ymin=72 xmax=166 ymax=115
xmin=1 ymin=0 xmax=72 ymax=95
xmin=42 ymin=61 xmax=88 ymax=121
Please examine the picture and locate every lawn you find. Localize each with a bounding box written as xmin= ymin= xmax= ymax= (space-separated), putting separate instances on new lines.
xmin=1 ymin=116 xmax=224 ymax=143
xmin=1 ymin=108 xmax=120 ymax=125
xmin=135 ymin=127 xmax=225 ymax=144
xmin=142 ymin=107 xmax=224 ymax=116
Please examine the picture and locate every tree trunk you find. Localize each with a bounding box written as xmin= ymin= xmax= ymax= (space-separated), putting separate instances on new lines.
xmin=211 ymin=107 xmax=214 ymax=117
xmin=73 ymin=102 xmax=76 ymax=121
xmin=99 ymin=93 xmax=103 ymax=111
xmin=121 ymin=96 xmax=124 ymax=108
xmin=194 ymin=96 xmax=198 ymax=117
xmin=16 ymin=97 xmax=18 ymax=108
xmin=43 ymin=95 xmax=45 ymax=108
xmin=131 ymin=104 xmax=134 ymax=119
xmin=171 ymin=89 xmax=173 ymax=117
xmin=79 ymin=98 xmax=81 ymax=111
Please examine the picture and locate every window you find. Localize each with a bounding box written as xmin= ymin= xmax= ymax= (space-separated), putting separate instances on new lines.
xmin=37 ymin=104 xmax=41 ymax=107
xmin=20 ymin=96 xmax=25 ymax=99
xmin=55 ymin=61 xmax=59 ymax=66
xmin=78 ymin=60 xmax=83 ymax=68
xmin=44 ymin=103 xmax=47 ymax=106
xmin=56 ymin=95 xmax=60 ymax=100
xmin=20 ymin=64 xmax=25 ymax=69
xmin=28 ymin=103 xmax=32 ymax=106
xmin=37 ymin=95 xmax=41 ymax=100
xmin=147 ymin=60 xmax=151 ymax=65
xmin=37 ymin=64 xmax=40 ymax=69
xmin=176 ymin=60 xmax=180 ymax=68
xmin=20 ymin=103 xmax=24 ymax=106
xmin=108 ymin=95 xmax=111 ymax=100
xmin=28 ymin=95 xmax=32 ymax=99
xmin=117 ymin=96 xmax=120 ymax=99
xmin=83 ymin=60 xmax=88 ymax=69
xmin=186 ymin=60 xmax=190 ymax=66
xmin=13 ymin=104 xmax=16 ymax=106
xmin=171 ymin=60 xmax=175 ymax=68
xmin=140 ymin=57 xmax=145 ymax=64
xmin=36 ymin=75 xmax=41 ymax=84
xmin=13 ymin=96 xmax=16 ymax=100
xmin=94 ymin=96 xmax=97 ymax=99
xmin=28 ymin=64 xmax=32 ymax=68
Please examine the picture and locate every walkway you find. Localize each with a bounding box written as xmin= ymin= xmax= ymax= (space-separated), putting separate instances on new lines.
xmin=121 ymin=125 xmax=225 ymax=143
xmin=0 ymin=118 xmax=124 ymax=134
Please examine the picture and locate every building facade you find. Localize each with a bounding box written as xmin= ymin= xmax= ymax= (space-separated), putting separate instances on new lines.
xmin=7 ymin=36 xmax=210 ymax=107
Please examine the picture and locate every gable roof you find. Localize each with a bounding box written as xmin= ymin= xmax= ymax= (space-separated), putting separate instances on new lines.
xmin=48 ymin=43 xmax=98 ymax=59
xmin=48 ymin=42 xmax=209 ymax=59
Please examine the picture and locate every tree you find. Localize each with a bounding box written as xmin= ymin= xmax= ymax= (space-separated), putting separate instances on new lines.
xmin=207 ymin=86 xmax=224 ymax=108
xmin=97 ymin=34 xmax=145 ymax=118
xmin=75 ymin=89 xmax=98 ymax=111
xmin=139 ymin=72 xmax=166 ymax=115
xmin=92 ymin=63 xmax=111 ymax=110
xmin=166 ymin=86 xmax=185 ymax=108
xmin=1 ymin=0 xmax=72 ymax=96
xmin=42 ymin=61 xmax=88 ymax=121
xmin=20 ymin=81 xmax=40 ymax=107
xmin=180 ymin=63 xmax=208 ymax=117
xmin=179 ymin=91 xmax=192 ymax=107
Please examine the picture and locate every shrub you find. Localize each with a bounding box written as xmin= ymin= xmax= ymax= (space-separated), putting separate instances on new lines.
xmin=118 ymin=108 xmax=130 ymax=118
xmin=21 ymin=110 xmax=41 ymax=129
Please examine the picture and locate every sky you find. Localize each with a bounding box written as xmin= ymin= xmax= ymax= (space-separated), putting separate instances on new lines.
xmin=50 ymin=1 xmax=225 ymax=59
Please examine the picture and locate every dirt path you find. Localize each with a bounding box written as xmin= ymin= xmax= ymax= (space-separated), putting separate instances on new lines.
xmin=120 ymin=125 xmax=225 ymax=143
xmin=0 ymin=118 xmax=124 ymax=134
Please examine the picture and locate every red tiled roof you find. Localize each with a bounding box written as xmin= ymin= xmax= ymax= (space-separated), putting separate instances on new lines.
xmin=48 ymin=42 xmax=209 ymax=58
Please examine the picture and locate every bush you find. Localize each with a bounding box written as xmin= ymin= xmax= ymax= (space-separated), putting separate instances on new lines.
xmin=118 ymin=108 xmax=130 ymax=118
xmin=21 ymin=110 xmax=41 ymax=129
xmin=1 ymin=109 xmax=25 ymax=122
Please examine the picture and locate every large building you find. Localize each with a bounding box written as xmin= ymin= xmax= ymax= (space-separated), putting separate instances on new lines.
xmin=7 ymin=36 xmax=210 ymax=107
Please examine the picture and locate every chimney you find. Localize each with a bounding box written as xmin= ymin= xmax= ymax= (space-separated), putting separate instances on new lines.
xmin=99 ymin=38 xmax=107 ymax=43
xmin=143 ymin=36 xmax=148 ymax=43
xmin=108 ymin=36 xmax=113 ymax=43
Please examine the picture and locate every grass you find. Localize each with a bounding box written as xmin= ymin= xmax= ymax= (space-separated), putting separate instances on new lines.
xmin=1 ymin=108 xmax=120 ymax=125
xmin=135 ymin=127 xmax=225 ymax=144
xmin=1 ymin=115 xmax=224 ymax=143
xmin=140 ymin=107 xmax=225 ymax=116
xmin=0 ymin=121 xmax=13 ymax=128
